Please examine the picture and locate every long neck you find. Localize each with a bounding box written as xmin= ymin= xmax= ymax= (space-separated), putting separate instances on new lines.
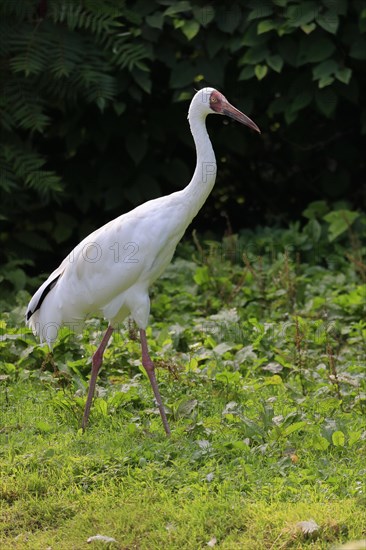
xmin=180 ymin=109 xmax=217 ymax=220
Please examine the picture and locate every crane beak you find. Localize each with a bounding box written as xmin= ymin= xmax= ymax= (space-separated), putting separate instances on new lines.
xmin=222 ymin=102 xmax=261 ymax=133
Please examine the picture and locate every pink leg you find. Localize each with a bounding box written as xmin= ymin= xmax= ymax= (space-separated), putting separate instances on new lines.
xmin=82 ymin=325 xmax=114 ymax=430
xmin=140 ymin=329 xmax=171 ymax=436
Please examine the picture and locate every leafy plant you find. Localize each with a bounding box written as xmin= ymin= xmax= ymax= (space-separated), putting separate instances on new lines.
xmin=0 ymin=0 xmax=365 ymax=300
xmin=1 ymin=218 xmax=365 ymax=548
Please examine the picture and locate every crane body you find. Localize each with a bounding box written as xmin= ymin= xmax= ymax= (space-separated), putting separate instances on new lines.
xmin=27 ymin=192 xmax=197 ymax=340
xmin=26 ymin=88 xmax=260 ymax=435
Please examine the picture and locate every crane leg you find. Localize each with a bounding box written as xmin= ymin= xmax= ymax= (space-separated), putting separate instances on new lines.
xmin=81 ymin=324 xmax=114 ymax=431
xmin=139 ymin=329 xmax=171 ymax=436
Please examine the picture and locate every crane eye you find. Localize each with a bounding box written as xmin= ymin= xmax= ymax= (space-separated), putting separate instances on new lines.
xmin=211 ymin=96 xmax=217 ymax=103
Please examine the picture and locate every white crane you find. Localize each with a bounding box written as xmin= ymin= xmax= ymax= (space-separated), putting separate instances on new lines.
xmin=26 ymin=88 xmax=260 ymax=435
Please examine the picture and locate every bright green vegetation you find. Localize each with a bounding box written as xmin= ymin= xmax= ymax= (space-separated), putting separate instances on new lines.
xmin=1 ymin=206 xmax=365 ymax=549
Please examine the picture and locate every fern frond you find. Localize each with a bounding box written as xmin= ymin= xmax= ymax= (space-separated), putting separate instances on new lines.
xmin=37 ymin=72 xmax=79 ymax=103
xmin=3 ymin=144 xmax=45 ymax=176
xmin=25 ymin=170 xmax=63 ymax=196
xmin=49 ymin=1 xmax=123 ymax=37
xmin=1 ymin=144 xmax=62 ymax=197
xmin=0 ymin=76 xmax=49 ymax=133
xmin=9 ymin=22 xmax=50 ymax=76
xmin=47 ymin=27 xmax=84 ymax=78
xmin=110 ymin=40 xmax=152 ymax=70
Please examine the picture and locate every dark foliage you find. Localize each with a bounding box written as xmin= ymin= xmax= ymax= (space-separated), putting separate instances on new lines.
xmin=0 ymin=0 xmax=365 ymax=293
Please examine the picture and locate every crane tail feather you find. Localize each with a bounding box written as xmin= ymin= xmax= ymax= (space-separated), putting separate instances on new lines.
xmin=26 ymin=272 xmax=63 ymax=322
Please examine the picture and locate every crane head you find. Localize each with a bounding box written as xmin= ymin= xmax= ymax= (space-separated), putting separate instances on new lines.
xmin=209 ymin=89 xmax=261 ymax=133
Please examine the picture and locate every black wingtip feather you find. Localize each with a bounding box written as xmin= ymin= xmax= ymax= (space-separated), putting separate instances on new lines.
xmin=26 ymin=273 xmax=62 ymax=321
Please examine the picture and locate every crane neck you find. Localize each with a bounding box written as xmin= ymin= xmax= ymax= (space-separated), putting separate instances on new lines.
xmin=180 ymin=107 xmax=217 ymax=220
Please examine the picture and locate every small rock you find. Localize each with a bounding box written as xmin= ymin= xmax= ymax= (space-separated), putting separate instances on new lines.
xmin=87 ymin=534 xmax=118 ymax=544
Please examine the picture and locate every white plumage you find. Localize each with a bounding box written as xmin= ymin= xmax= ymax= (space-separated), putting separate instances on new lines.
xmin=27 ymin=192 xmax=193 ymax=341
xmin=26 ymin=87 xmax=260 ymax=434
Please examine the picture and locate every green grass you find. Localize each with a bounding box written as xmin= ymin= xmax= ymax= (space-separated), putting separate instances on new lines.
xmin=1 ymin=215 xmax=366 ymax=548
xmin=1 ymin=380 xmax=365 ymax=549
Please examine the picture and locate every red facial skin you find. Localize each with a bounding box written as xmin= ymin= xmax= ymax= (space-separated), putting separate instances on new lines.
xmin=209 ymin=90 xmax=261 ymax=133
xmin=209 ymin=90 xmax=226 ymax=113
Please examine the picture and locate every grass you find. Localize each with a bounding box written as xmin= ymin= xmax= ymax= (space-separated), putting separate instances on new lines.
xmin=1 ymin=381 xmax=365 ymax=549
xmin=1 ymin=209 xmax=366 ymax=548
